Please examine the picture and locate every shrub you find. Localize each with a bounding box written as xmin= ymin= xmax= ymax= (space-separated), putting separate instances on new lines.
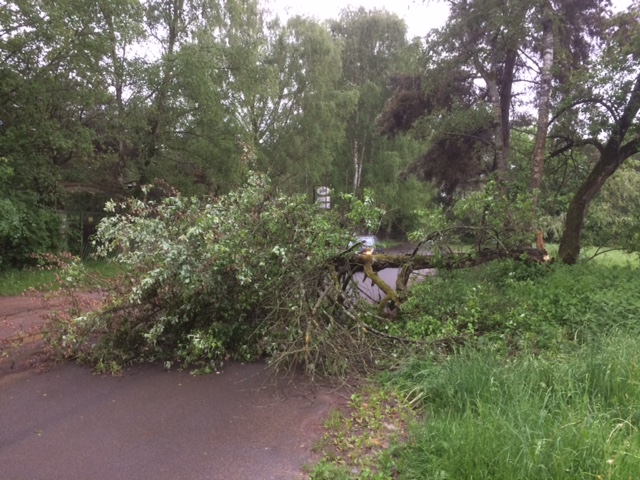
xmin=0 ymin=197 xmax=64 ymax=269
xmin=0 ymin=158 xmax=64 ymax=269
xmin=397 ymin=260 xmax=640 ymax=351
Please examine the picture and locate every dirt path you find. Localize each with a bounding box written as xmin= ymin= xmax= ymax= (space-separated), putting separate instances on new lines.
xmin=0 ymin=296 xmax=345 ymax=479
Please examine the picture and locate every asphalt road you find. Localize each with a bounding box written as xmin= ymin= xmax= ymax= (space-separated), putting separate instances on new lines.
xmin=0 ymin=254 xmax=431 ymax=480
xmin=0 ymin=296 xmax=344 ymax=480
xmin=355 ymin=267 xmax=434 ymax=303
xmin=0 ymin=361 xmax=342 ymax=480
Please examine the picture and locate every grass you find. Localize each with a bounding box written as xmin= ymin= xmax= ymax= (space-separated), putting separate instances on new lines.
xmin=308 ymin=388 xmax=414 ymax=479
xmin=388 ymin=335 xmax=640 ymax=479
xmin=0 ymin=268 xmax=59 ymax=296
xmin=313 ymin=257 xmax=640 ymax=479
xmin=0 ymin=259 xmax=121 ymax=296
xmin=545 ymin=243 xmax=639 ymax=267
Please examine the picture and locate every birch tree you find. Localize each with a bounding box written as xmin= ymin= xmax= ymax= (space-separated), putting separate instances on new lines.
xmin=330 ymin=8 xmax=407 ymax=194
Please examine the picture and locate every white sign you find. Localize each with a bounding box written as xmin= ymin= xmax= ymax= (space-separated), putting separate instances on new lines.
xmin=315 ymin=186 xmax=331 ymax=209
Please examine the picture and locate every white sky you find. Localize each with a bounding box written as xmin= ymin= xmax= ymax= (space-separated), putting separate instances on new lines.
xmin=264 ymin=0 xmax=634 ymax=39
xmin=262 ymin=0 xmax=450 ymax=38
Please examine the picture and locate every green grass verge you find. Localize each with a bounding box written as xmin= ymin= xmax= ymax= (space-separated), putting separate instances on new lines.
xmin=0 ymin=260 xmax=121 ymax=296
xmin=308 ymin=387 xmax=414 ymax=479
xmin=388 ymin=334 xmax=640 ymax=479
xmin=313 ymin=259 xmax=640 ymax=478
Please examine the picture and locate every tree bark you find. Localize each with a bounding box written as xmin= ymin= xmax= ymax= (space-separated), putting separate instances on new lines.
xmin=530 ymin=2 xmax=554 ymax=210
xmin=558 ymin=147 xmax=625 ymax=264
xmin=343 ymin=248 xmax=549 ymax=274
xmin=558 ymin=73 xmax=640 ymax=264
xmin=339 ymin=248 xmax=549 ymax=309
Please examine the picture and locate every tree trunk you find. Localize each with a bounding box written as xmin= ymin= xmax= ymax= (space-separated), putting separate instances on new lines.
xmin=343 ymin=248 xmax=549 ymax=274
xmin=352 ymin=138 xmax=363 ymax=194
xmin=338 ymin=247 xmax=549 ymax=309
xmin=500 ymin=48 xmax=517 ymax=156
xmin=351 ymin=110 xmax=366 ymax=194
xmin=558 ymin=148 xmax=621 ymax=264
xmin=475 ymin=45 xmax=515 ymax=180
xmin=486 ymin=73 xmax=508 ymax=175
xmin=530 ymin=2 xmax=554 ymax=211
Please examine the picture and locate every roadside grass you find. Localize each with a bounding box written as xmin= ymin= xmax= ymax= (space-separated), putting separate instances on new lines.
xmin=308 ymin=387 xmax=414 ymax=479
xmin=0 ymin=259 xmax=121 ymax=296
xmin=387 ymin=334 xmax=640 ymax=479
xmin=0 ymin=268 xmax=59 ymax=296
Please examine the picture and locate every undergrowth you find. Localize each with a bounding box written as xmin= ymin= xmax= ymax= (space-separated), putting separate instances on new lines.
xmin=394 ymin=259 xmax=640 ymax=351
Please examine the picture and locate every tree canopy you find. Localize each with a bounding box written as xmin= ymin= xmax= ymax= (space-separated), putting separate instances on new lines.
xmin=1 ymin=0 xmax=639 ymax=267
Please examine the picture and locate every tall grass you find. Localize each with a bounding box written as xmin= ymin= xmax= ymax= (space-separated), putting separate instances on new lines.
xmin=390 ymin=335 xmax=640 ymax=479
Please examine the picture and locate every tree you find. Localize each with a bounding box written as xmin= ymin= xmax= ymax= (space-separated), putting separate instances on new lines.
xmin=0 ymin=0 xmax=112 ymax=203
xmin=378 ymin=0 xmax=638 ymax=261
xmin=204 ymin=1 xmax=347 ymax=192
xmin=556 ymin=4 xmax=640 ymax=263
xmin=378 ymin=0 xmax=533 ymax=197
xmin=330 ymin=8 xmax=408 ymax=194
xmin=255 ymin=15 xmax=347 ymax=191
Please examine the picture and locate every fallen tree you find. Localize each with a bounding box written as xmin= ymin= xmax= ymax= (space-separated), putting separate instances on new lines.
xmin=42 ymin=172 xmax=551 ymax=377
xmin=335 ymin=247 xmax=550 ymax=312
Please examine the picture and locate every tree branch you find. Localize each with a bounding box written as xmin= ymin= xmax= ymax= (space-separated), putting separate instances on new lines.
xmin=549 ymin=97 xmax=620 ymax=127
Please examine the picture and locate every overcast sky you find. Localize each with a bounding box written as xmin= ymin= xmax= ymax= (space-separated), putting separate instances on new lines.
xmin=263 ymin=0 xmax=450 ymax=38
xmin=263 ymin=0 xmax=634 ymax=39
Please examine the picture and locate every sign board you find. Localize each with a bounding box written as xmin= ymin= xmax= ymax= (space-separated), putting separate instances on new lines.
xmin=315 ymin=186 xmax=331 ymax=209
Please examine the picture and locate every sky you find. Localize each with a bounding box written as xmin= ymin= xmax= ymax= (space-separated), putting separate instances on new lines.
xmin=264 ymin=0 xmax=634 ymax=39
xmin=263 ymin=0 xmax=451 ymax=38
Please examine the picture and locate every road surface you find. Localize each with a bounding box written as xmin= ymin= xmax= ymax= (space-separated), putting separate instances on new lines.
xmin=0 ymin=295 xmax=345 ymax=480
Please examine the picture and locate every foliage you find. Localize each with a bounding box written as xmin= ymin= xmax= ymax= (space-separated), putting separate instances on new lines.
xmin=583 ymin=162 xmax=640 ymax=252
xmin=329 ymin=7 xmax=411 ymax=194
xmin=45 ymin=172 xmax=392 ymax=375
xmin=0 ymin=159 xmax=64 ymax=269
xmin=397 ymin=260 xmax=640 ymax=351
xmin=409 ymin=179 xmax=535 ymax=253
xmin=341 ymin=188 xmax=386 ymax=234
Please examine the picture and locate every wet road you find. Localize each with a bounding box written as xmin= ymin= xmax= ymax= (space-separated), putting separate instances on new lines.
xmin=0 ymin=296 xmax=343 ymax=480
xmin=0 ymin=361 xmax=340 ymax=480
xmin=355 ymin=268 xmax=434 ymax=303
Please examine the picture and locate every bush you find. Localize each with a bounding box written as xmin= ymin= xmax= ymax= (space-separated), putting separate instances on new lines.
xmin=396 ymin=260 xmax=640 ymax=351
xmin=0 ymin=197 xmax=64 ymax=269
xmin=0 ymin=158 xmax=64 ymax=269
